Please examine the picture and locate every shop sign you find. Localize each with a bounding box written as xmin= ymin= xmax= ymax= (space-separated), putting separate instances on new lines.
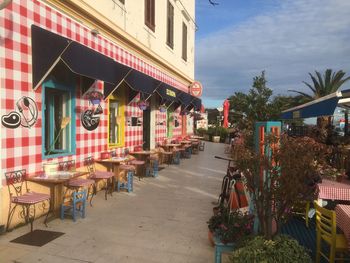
xmin=292 ymin=111 xmax=300 ymax=119
xmin=166 ymin=89 xmax=176 ymax=97
xmin=189 ymin=81 xmax=202 ymax=97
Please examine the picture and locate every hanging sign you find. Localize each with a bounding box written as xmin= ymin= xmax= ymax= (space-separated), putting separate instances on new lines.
xmin=189 ymin=81 xmax=203 ymax=97
xmin=166 ymin=89 xmax=176 ymax=97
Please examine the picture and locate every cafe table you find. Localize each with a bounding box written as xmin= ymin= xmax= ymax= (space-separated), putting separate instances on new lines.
xmin=335 ymin=204 xmax=350 ymax=250
xmin=27 ymin=171 xmax=89 ymax=217
xmin=318 ymin=179 xmax=350 ymax=202
xmin=130 ymin=151 xmax=153 ymax=178
xmin=165 ymin=144 xmax=181 ymax=151
xmin=96 ymin=156 xmax=131 ymax=187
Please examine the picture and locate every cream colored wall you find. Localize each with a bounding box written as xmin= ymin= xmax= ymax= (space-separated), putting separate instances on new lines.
xmin=80 ymin=0 xmax=195 ymax=80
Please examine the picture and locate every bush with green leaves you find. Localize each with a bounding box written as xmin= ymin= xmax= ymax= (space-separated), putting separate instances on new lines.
xmin=230 ymin=235 xmax=312 ymax=263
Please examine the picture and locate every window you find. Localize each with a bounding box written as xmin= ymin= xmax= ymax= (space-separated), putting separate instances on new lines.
xmin=166 ymin=1 xmax=174 ymax=49
xmin=182 ymin=22 xmax=187 ymax=61
xmin=108 ymin=94 xmax=125 ymax=147
xmin=145 ymin=0 xmax=155 ymax=31
xmin=42 ymin=81 xmax=75 ymax=158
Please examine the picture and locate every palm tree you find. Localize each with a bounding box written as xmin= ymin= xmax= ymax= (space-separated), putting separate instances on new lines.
xmin=289 ymin=69 xmax=350 ymax=141
xmin=289 ymin=69 xmax=350 ymax=100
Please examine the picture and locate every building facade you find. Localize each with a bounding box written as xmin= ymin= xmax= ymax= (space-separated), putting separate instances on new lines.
xmin=0 ymin=0 xmax=201 ymax=228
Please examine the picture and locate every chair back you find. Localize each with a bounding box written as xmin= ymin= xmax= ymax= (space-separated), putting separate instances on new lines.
xmin=314 ymin=202 xmax=337 ymax=246
xmin=84 ymin=157 xmax=95 ymax=174
xmin=4 ymin=169 xmax=27 ymax=198
xmin=58 ymin=160 xmax=76 ymax=171
xmin=73 ymin=190 xmax=87 ymax=204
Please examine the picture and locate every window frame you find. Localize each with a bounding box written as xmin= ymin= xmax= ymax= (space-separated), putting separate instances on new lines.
xmin=182 ymin=22 xmax=188 ymax=61
xmin=145 ymin=0 xmax=155 ymax=32
xmin=108 ymin=93 xmax=125 ymax=148
xmin=41 ymin=80 xmax=76 ymax=159
xmin=166 ymin=0 xmax=174 ymax=49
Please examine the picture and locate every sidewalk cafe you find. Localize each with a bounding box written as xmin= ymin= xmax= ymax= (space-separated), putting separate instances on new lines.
xmin=0 ymin=0 xmax=203 ymax=233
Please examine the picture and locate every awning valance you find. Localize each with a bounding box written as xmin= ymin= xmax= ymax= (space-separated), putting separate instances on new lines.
xmin=191 ymin=97 xmax=202 ymax=111
xmin=156 ymin=83 xmax=180 ymax=103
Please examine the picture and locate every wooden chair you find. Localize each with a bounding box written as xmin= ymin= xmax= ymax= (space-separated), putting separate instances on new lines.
xmin=117 ymin=164 xmax=135 ymax=192
xmin=5 ymin=169 xmax=50 ymax=232
xmin=60 ymin=189 xmax=87 ymax=221
xmin=291 ymin=200 xmax=311 ymax=227
xmin=314 ymin=202 xmax=349 ymax=263
xmin=84 ymin=157 xmax=114 ymax=200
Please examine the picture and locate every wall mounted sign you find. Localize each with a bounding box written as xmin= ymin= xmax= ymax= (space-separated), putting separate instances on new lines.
xmin=1 ymin=96 xmax=38 ymax=129
xmin=189 ymin=81 xmax=203 ymax=97
xmin=166 ymin=89 xmax=176 ymax=97
xmin=81 ymin=103 xmax=103 ymax=131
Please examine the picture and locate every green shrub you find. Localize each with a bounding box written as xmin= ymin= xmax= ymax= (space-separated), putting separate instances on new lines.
xmin=196 ymin=128 xmax=207 ymax=136
xmin=230 ymin=235 xmax=312 ymax=263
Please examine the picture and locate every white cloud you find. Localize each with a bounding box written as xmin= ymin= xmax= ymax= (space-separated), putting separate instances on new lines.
xmin=196 ymin=0 xmax=350 ymax=105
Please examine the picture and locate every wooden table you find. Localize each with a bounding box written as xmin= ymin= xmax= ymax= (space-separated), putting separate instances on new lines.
xmin=335 ymin=204 xmax=350 ymax=250
xmin=165 ymin=144 xmax=181 ymax=151
xmin=96 ymin=157 xmax=131 ymax=187
xmin=27 ymin=171 xmax=89 ymax=217
xmin=130 ymin=151 xmax=153 ymax=177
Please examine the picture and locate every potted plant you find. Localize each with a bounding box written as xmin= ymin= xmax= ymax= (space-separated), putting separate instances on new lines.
xmin=230 ymin=235 xmax=312 ymax=263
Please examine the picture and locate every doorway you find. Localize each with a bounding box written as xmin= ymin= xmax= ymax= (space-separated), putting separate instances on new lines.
xmin=143 ymin=108 xmax=151 ymax=150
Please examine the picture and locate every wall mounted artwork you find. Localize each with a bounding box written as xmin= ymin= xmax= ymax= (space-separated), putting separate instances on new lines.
xmin=1 ymin=96 xmax=38 ymax=129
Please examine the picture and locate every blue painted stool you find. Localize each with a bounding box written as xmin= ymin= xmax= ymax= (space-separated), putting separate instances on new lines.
xmin=150 ymin=159 xmax=159 ymax=177
xmin=60 ymin=189 xmax=87 ymax=222
xmin=117 ymin=165 xmax=134 ymax=192
xmin=172 ymin=151 xmax=181 ymax=164
xmin=185 ymin=147 xmax=192 ymax=158
xmin=213 ymin=235 xmax=235 ymax=263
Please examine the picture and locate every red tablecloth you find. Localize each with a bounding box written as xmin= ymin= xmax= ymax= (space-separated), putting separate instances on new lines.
xmin=318 ymin=179 xmax=350 ymax=201
xmin=335 ymin=204 xmax=350 ymax=250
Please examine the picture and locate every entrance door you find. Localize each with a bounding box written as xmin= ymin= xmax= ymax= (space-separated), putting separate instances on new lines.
xmin=143 ymin=108 xmax=151 ymax=150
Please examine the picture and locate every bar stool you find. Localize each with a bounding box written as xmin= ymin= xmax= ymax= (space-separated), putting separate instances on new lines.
xmin=117 ymin=164 xmax=135 ymax=192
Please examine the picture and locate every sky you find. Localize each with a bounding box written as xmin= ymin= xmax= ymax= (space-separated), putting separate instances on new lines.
xmin=195 ymin=0 xmax=350 ymax=108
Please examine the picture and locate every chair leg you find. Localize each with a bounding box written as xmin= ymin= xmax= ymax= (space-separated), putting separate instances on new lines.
xmin=316 ymin=231 xmax=321 ymax=263
xmin=6 ymin=203 xmax=17 ymax=231
xmin=44 ymin=199 xmax=51 ymax=227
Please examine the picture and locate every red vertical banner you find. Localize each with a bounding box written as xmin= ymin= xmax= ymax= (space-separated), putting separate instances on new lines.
xmin=223 ymin=99 xmax=230 ymax=128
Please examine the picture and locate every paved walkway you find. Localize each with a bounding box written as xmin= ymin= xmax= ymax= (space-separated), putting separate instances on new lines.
xmin=0 ymin=142 xmax=228 ymax=263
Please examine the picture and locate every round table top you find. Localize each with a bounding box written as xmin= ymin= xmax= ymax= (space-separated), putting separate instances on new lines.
xmin=181 ymin=141 xmax=191 ymax=144
xmin=188 ymin=139 xmax=199 ymax=142
xmin=119 ymin=164 xmax=136 ymax=170
xmin=166 ymin=144 xmax=181 ymax=147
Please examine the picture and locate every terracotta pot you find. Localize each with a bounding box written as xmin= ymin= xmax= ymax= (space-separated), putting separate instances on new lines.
xmin=208 ymin=230 xmax=215 ymax=247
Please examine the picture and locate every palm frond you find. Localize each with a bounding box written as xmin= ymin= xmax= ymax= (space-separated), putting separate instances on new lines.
xmin=288 ymin=89 xmax=313 ymax=100
xmin=302 ymin=81 xmax=316 ymax=94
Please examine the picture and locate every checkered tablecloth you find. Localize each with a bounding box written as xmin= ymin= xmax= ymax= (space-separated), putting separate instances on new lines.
xmin=335 ymin=204 xmax=350 ymax=250
xmin=318 ymin=179 xmax=350 ymax=201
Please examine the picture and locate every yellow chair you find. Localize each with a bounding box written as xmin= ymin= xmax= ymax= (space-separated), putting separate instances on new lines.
xmin=292 ymin=200 xmax=311 ymax=227
xmin=314 ymin=202 xmax=349 ymax=263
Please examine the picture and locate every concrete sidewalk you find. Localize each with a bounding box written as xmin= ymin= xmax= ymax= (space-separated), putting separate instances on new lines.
xmin=0 ymin=142 xmax=229 ymax=263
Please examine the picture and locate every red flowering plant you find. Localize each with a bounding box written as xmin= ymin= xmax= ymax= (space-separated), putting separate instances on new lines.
xmin=208 ymin=205 xmax=254 ymax=244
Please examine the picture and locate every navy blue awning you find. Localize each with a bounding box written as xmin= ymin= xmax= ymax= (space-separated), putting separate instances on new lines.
xmin=31 ymin=25 xmax=131 ymax=98
xmin=156 ymin=83 xmax=180 ymax=104
xmin=280 ymin=91 xmax=342 ymax=119
xmin=178 ymin=92 xmax=193 ymax=109
xmin=124 ymin=69 xmax=161 ymax=97
xmin=191 ymin=97 xmax=202 ymax=111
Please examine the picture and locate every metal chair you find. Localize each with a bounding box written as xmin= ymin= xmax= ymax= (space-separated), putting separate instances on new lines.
xmin=5 ymin=169 xmax=50 ymax=232
xmin=314 ymin=202 xmax=349 ymax=263
xmin=84 ymin=157 xmax=114 ymax=200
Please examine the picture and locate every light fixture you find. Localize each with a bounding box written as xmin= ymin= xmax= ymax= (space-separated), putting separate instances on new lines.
xmin=91 ymin=28 xmax=100 ymax=36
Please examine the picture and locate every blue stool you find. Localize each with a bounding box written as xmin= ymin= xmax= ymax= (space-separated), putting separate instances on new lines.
xmin=150 ymin=159 xmax=159 ymax=177
xmin=213 ymin=235 xmax=235 ymax=263
xmin=172 ymin=151 xmax=181 ymax=164
xmin=117 ymin=165 xmax=134 ymax=192
xmin=61 ymin=190 xmax=87 ymax=222
xmin=185 ymin=147 xmax=192 ymax=158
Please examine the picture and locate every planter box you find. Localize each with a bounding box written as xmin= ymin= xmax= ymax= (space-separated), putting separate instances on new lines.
xmin=212 ymin=136 xmax=220 ymax=143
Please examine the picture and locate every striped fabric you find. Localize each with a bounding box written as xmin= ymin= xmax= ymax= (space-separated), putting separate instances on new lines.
xmin=335 ymin=204 xmax=350 ymax=250
xmin=12 ymin=192 xmax=50 ymax=204
xmin=90 ymin=171 xmax=114 ymax=179
xmin=68 ymin=178 xmax=94 ymax=187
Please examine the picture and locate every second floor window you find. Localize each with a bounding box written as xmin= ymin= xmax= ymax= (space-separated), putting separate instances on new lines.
xmin=145 ymin=0 xmax=155 ymax=31
xmin=166 ymin=1 xmax=174 ymax=49
xmin=182 ymin=22 xmax=187 ymax=61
